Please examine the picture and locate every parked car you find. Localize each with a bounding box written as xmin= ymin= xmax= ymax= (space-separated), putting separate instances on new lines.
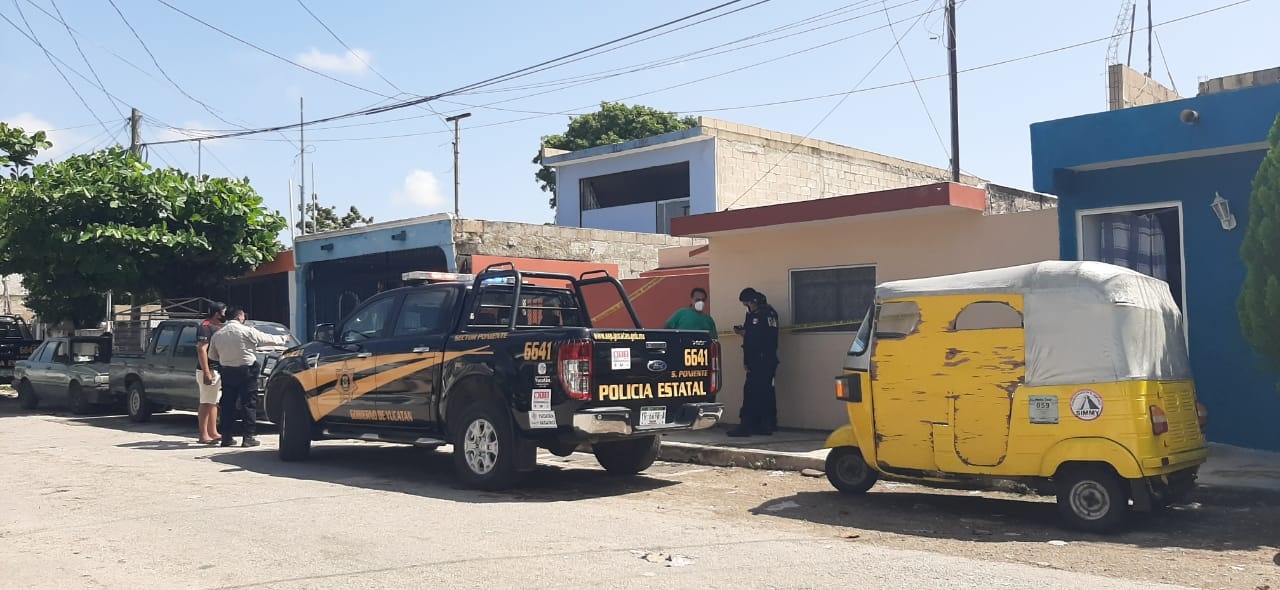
xmin=14 ymin=336 xmax=115 ymax=413
xmin=111 ymin=319 xmax=297 ymax=422
xmin=265 ymin=264 xmax=724 ymax=490
xmin=0 ymin=315 xmax=42 ymax=385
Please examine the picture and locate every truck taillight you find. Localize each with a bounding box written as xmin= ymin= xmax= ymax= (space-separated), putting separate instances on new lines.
xmin=557 ymin=340 xmax=593 ymax=400
xmin=1150 ymin=405 xmax=1168 ymax=435
xmin=1196 ymin=402 xmax=1208 ymax=428
xmin=709 ymin=341 xmax=721 ymax=394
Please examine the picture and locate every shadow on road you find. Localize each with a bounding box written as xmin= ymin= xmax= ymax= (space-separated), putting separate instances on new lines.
xmin=749 ymin=483 xmax=1280 ymax=552
xmin=208 ymin=444 xmax=679 ymax=504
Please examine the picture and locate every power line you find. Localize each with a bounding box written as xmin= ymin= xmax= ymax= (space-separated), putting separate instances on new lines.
xmin=882 ymin=0 xmax=948 ymax=159
xmin=723 ymin=0 xmax=938 ymax=211
xmin=47 ymin=0 xmax=126 ymax=122
xmin=9 ymin=0 xmax=116 ymax=139
xmin=1152 ymin=28 xmax=1179 ymax=95
xmin=140 ymin=0 xmax=770 ymax=145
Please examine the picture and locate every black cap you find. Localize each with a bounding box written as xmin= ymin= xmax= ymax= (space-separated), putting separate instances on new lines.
xmin=208 ymin=301 xmax=226 ymax=317
xmin=738 ymin=288 xmax=760 ymax=303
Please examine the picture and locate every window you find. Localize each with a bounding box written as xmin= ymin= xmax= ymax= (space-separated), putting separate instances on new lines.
xmin=791 ymin=265 xmax=877 ymax=333
xmin=151 ymin=326 xmax=180 ymax=355
xmin=466 ymin=287 xmax=585 ymax=330
xmin=847 ymin=306 xmax=874 ymax=357
xmin=30 ymin=342 xmax=48 ymax=363
xmin=394 ymin=290 xmax=453 ymax=336
xmin=656 ymin=198 xmax=691 ymax=234
xmin=341 ymin=297 xmax=395 ymax=343
xmin=174 ymin=326 xmax=199 ymax=358
xmin=70 ymin=341 xmax=101 ymax=363
xmin=51 ymin=341 xmax=70 ymax=364
xmin=952 ymin=301 xmax=1023 ymax=331
xmin=580 ymin=162 xmax=691 ymax=211
xmin=875 ymin=301 xmax=921 ymax=339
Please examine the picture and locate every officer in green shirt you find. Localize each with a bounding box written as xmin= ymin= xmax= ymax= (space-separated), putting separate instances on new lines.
xmin=664 ymin=287 xmax=718 ymax=340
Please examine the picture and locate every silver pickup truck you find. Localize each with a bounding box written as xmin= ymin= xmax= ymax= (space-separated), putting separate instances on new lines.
xmin=110 ymin=319 xmax=297 ymax=422
xmin=14 ymin=336 xmax=116 ymax=414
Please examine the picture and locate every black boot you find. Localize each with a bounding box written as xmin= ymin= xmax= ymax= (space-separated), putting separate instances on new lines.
xmin=241 ymin=436 xmax=261 ymax=448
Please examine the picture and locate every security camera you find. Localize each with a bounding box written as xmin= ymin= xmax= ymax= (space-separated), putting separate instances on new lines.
xmin=1180 ymin=109 xmax=1200 ymax=125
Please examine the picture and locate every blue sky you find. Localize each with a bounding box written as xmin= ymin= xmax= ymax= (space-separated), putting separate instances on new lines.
xmin=2 ymin=0 xmax=1276 ymax=243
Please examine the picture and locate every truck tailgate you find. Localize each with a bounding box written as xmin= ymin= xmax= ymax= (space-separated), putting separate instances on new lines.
xmin=589 ymin=329 xmax=719 ymax=427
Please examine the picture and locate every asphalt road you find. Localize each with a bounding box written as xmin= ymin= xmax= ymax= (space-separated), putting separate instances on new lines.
xmin=0 ymin=399 xmax=1272 ymax=590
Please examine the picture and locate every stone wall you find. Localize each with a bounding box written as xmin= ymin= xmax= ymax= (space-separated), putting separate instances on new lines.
xmin=983 ymin=183 xmax=1058 ymax=215
xmin=452 ymin=219 xmax=704 ymax=279
xmin=700 ymin=117 xmax=983 ymax=211
xmin=1107 ymin=64 xmax=1180 ymax=110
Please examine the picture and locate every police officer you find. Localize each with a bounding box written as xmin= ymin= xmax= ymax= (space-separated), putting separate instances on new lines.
xmin=729 ymin=287 xmax=779 ymax=437
xmin=208 ymin=305 xmax=290 ymax=447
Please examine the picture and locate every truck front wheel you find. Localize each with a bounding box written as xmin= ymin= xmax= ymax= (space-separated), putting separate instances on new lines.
xmin=279 ymin=390 xmax=313 ymax=462
xmin=593 ymin=435 xmax=660 ymax=475
xmin=452 ymin=401 xmax=520 ymax=490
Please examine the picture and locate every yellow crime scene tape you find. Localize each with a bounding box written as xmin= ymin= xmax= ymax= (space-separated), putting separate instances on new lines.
xmin=588 ymin=278 xmax=863 ymax=336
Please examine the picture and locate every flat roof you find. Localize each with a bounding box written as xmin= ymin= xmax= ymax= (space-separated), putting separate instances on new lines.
xmin=670 ymin=182 xmax=985 ymax=237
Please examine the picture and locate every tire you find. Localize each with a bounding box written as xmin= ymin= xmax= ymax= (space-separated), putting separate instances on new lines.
xmin=278 ymin=390 xmax=313 ymax=462
xmin=126 ymin=381 xmax=153 ymax=423
xmin=1055 ymin=465 xmax=1130 ymax=533
xmin=16 ymin=379 xmax=37 ymax=410
xmin=825 ymin=446 xmax=879 ymax=494
xmin=68 ymin=382 xmax=92 ymax=415
xmin=452 ymin=401 xmax=521 ymax=490
xmin=593 ymin=436 xmax=660 ymax=475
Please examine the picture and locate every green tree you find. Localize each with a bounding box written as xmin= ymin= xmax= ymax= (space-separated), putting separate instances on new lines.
xmin=297 ymin=202 xmax=373 ymax=234
xmin=1239 ymin=114 xmax=1280 ymax=376
xmin=0 ymin=144 xmax=286 ymax=328
xmin=532 ymin=102 xmax=698 ymax=208
xmin=0 ymin=122 xmax=51 ymax=179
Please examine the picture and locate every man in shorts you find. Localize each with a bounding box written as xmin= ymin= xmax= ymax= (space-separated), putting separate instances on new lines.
xmin=195 ymin=302 xmax=226 ymax=444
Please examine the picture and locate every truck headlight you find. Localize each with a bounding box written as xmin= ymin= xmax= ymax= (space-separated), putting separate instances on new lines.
xmin=94 ymin=374 xmax=110 ymax=385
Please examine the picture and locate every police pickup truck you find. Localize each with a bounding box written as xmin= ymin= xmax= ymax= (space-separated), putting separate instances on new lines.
xmin=264 ymin=264 xmax=724 ymax=490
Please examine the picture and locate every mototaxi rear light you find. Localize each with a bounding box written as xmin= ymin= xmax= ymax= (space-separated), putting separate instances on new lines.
xmin=1196 ymin=402 xmax=1208 ymax=428
xmin=1149 ymin=405 xmax=1169 ymax=435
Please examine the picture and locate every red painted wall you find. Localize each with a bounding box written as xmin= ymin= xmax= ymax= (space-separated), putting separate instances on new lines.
xmin=586 ymin=270 xmax=710 ymax=329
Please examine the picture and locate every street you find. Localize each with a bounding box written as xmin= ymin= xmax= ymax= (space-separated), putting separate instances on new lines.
xmin=1 ymin=396 xmax=1275 ymax=590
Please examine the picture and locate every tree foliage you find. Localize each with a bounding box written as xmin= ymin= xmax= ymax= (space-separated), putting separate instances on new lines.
xmin=0 ymin=140 xmax=286 ymax=328
xmin=0 ymin=122 xmax=51 ymax=179
xmin=532 ymin=102 xmax=698 ymax=208
xmin=297 ymin=202 xmax=373 ymax=234
xmin=1239 ymin=114 xmax=1280 ymax=375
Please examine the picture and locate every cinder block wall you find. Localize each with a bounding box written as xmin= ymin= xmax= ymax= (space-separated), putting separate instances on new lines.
xmin=453 ymin=220 xmax=704 ymax=279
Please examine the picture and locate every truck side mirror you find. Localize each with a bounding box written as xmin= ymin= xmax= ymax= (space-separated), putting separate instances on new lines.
xmin=315 ymin=324 xmax=335 ymax=344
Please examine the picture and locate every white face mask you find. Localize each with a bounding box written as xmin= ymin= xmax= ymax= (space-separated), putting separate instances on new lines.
xmin=693 ymin=300 xmax=706 ymax=312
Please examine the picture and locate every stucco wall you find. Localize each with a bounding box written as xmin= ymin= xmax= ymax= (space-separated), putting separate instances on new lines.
xmin=702 ymin=118 xmax=983 ymax=211
xmin=707 ymin=208 xmax=1060 ymax=431
xmin=552 ymin=137 xmax=717 ymax=232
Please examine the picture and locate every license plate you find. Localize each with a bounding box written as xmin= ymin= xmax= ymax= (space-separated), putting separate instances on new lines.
xmin=639 ymin=406 xmax=666 ymax=427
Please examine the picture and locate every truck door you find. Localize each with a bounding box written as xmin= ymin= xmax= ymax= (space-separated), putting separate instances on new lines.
xmin=27 ymin=341 xmax=56 ymax=395
xmin=366 ymin=288 xmax=456 ymax=429
xmin=170 ymin=325 xmax=201 ymax=409
xmin=309 ymin=295 xmax=395 ymax=425
xmin=146 ymin=324 xmax=182 ymax=405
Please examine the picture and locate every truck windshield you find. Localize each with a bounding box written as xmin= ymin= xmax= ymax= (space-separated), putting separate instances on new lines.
xmin=247 ymin=322 xmax=299 ymax=347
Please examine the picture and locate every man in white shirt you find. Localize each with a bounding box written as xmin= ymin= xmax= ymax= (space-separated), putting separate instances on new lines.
xmin=208 ymin=305 xmax=291 ymax=448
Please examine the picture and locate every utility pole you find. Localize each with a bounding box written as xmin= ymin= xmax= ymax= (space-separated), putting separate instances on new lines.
xmin=446 ymin=112 xmax=472 ymax=217
xmin=945 ymin=0 xmax=960 ymax=183
xmin=299 ymin=97 xmax=306 ymax=236
xmin=196 ymin=140 xmax=203 ymax=178
xmin=129 ymin=108 xmax=142 ymax=158
xmin=311 ymin=162 xmax=317 ymax=232
xmin=1146 ymin=0 xmax=1153 ymax=77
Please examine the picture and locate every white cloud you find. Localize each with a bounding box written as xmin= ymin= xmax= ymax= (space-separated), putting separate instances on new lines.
xmin=392 ymin=169 xmax=446 ymax=209
xmin=296 ymin=48 xmax=373 ymax=75
xmin=2 ymin=113 xmax=87 ymax=161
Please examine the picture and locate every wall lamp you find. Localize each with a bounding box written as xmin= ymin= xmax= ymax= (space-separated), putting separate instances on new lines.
xmin=1211 ymin=192 xmax=1237 ymax=231
xmin=320 ymin=243 xmax=334 ymax=251
xmin=1180 ymin=109 xmax=1200 ymax=125
xmin=391 ymin=230 xmax=407 ymax=241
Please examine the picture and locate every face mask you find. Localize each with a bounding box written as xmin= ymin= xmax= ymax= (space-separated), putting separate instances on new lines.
xmin=693 ymin=300 xmax=705 ymax=312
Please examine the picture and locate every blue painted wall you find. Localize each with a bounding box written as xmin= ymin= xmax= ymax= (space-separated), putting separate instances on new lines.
xmin=291 ymin=217 xmax=457 ymax=339
xmin=1032 ymin=84 xmax=1280 ymax=451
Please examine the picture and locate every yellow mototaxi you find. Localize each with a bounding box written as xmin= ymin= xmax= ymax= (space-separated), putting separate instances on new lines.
xmin=823 ymin=261 xmax=1208 ymax=533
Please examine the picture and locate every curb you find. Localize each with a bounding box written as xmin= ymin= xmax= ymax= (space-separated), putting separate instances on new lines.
xmin=657 ymin=441 xmax=826 ymax=472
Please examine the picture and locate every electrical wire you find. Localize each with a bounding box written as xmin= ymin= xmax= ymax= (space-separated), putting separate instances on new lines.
xmin=883 ymin=0 xmax=948 ymax=159
xmin=722 ymin=0 xmax=938 ymax=211
xmin=9 ymin=0 xmax=116 ymax=139
xmin=1152 ymin=29 xmax=1179 ymax=95
xmin=47 ymin=0 xmax=126 ymax=122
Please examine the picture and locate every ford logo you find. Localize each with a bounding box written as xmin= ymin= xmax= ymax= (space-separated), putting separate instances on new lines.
xmin=647 ymin=360 xmax=668 ymax=372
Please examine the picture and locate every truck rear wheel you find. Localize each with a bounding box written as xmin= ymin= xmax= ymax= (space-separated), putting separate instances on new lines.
xmin=1056 ymin=465 xmax=1129 ymax=533
xmin=593 ymin=436 xmax=660 ymax=475
xmin=126 ymin=382 xmax=153 ymax=423
xmin=278 ymin=390 xmax=313 ymax=462
xmin=452 ymin=401 xmax=521 ymax=490
xmin=825 ymin=447 xmax=878 ymax=494
xmin=16 ymin=379 xmax=37 ymax=410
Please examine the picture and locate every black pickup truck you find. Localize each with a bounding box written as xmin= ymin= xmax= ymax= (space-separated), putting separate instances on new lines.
xmin=0 ymin=315 xmax=41 ymax=385
xmin=264 ymin=264 xmax=724 ymax=490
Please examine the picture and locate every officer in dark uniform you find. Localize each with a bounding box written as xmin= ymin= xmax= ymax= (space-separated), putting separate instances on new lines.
xmin=729 ymin=287 xmax=779 ymax=437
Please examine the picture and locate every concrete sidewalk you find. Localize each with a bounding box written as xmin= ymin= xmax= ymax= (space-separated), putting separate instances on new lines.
xmin=658 ymin=426 xmax=1280 ymax=494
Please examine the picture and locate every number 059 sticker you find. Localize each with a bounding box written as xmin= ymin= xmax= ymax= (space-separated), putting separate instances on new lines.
xmin=1029 ymin=395 xmax=1058 ymax=424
